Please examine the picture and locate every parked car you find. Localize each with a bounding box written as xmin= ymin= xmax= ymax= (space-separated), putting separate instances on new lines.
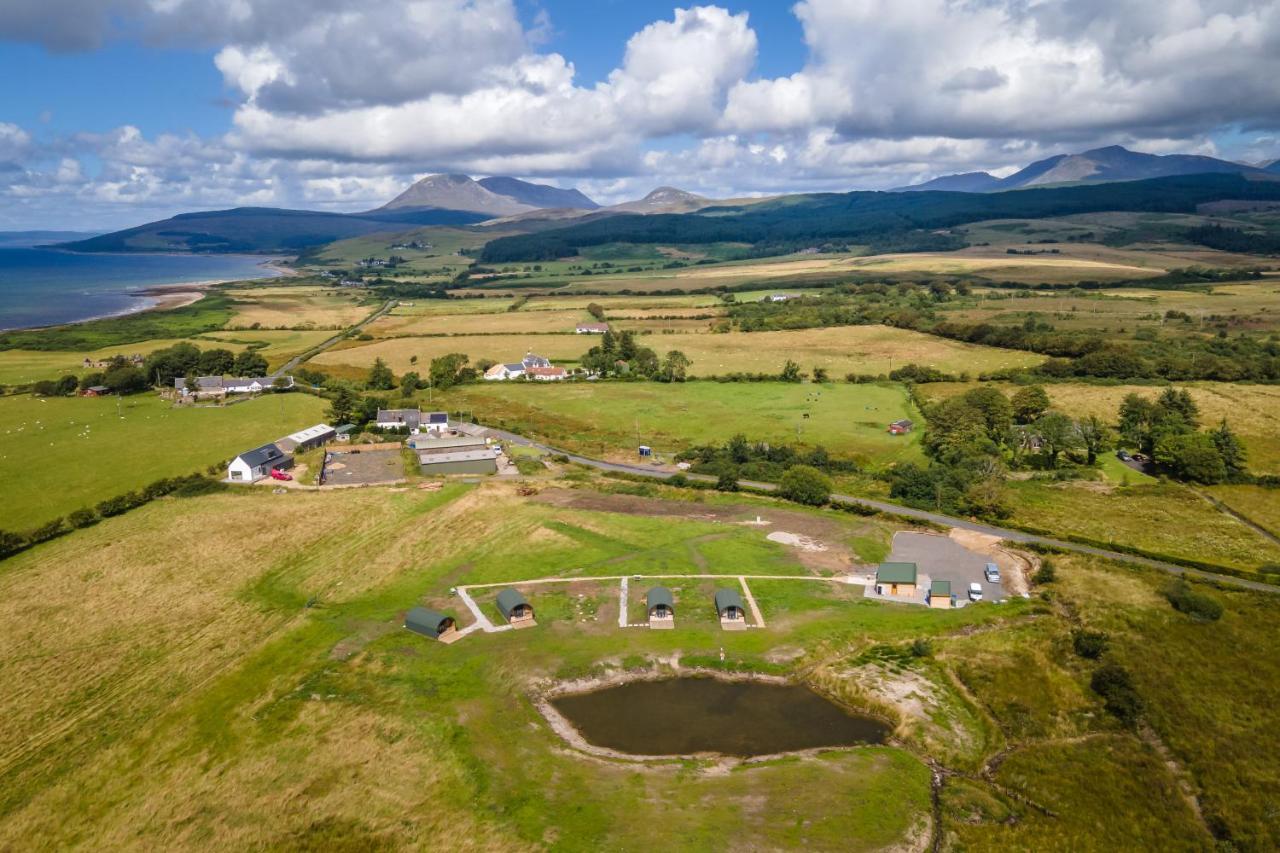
xmin=1116 ymin=450 xmax=1130 ymax=461
xmin=968 ymin=582 xmax=983 ymax=601
xmin=270 ymin=469 xmax=293 ymax=481
xmin=984 ymin=562 xmax=1001 ymax=583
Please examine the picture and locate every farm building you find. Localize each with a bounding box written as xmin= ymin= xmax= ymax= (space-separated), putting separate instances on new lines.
xmin=175 ymin=375 xmax=294 ymax=397
xmin=888 ymin=419 xmax=914 ymax=435
xmin=576 ymin=322 xmax=610 ymax=334
xmin=422 ymin=411 xmax=450 ymax=436
xmin=484 ymin=362 xmax=526 ymax=381
xmin=334 ymin=424 xmax=357 ymax=441
xmin=876 ymin=562 xmax=918 ymax=596
xmin=496 ymin=588 xmax=536 ymax=628
xmin=647 ymin=586 xmax=674 ymax=629
xmin=417 ymin=449 xmax=498 ymax=476
xmin=275 ymin=423 xmax=336 ymax=453
xmin=376 ymin=408 xmax=423 ymax=430
xmin=408 ymin=434 xmax=488 ymax=453
xmin=526 ymin=366 xmax=568 ymax=381
xmin=404 ymin=607 xmax=459 ymax=643
xmin=81 ymin=385 xmax=109 ymax=397
xmin=522 ymin=353 xmax=551 ymax=369
xmin=928 ymin=580 xmax=955 ymax=610
xmin=227 ymin=443 xmax=289 ymax=482
xmin=715 ymin=588 xmax=747 ymax=630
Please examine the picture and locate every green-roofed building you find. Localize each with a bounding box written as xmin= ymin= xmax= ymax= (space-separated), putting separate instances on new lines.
xmin=404 ymin=607 xmax=458 ymax=643
xmin=496 ymin=588 xmax=536 ymax=628
xmin=715 ymin=588 xmax=746 ymax=628
xmin=928 ymin=580 xmax=954 ymax=610
xmin=876 ymin=562 xmax=919 ymax=596
xmin=647 ymin=586 xmax=674 ymax=629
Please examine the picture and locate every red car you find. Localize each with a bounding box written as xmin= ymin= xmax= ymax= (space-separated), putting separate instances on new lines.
xmin=270 ymin=469 xmax=293 ymax=481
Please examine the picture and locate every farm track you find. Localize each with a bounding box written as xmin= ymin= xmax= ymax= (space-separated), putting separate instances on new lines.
xmin=271 ymin=298 xmax=396 ymax=379
xmin=475 ymin=424 xmax=1280 ymax=595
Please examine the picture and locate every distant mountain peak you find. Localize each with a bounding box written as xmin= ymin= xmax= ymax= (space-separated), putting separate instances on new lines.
xmin=607 ymin=186 xmax=712 ymax=214
xmin=477 ymin=176 xmax=598 ymax=210
xmin=378 ymin=173 xmax=598 ymax=216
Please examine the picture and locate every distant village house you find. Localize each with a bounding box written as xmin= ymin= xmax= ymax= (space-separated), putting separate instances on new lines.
xmin=575 ymin=322 xmax=610 ymax=334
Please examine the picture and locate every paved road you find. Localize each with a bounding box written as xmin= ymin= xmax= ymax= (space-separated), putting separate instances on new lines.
xmin=270 ymin=298 xmax=397 ymax=379
xmin=473 ymin=424 xmax=1280 ymax=595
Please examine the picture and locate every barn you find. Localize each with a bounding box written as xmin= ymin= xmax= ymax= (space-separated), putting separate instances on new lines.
xmin=715 ymin=588 xmax=747 ymax=630
xmin=404 ymin=607 xmax=459 ymax=643
xmin=496 ymin=588 xmax=536 ymax=628
xmin=647 ymin=586 xmax=674 ymax=629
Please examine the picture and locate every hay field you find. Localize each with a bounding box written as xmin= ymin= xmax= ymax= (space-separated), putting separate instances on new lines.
xmin=921 ymin=382 xmax=1280 ymax=474
xmin=225 ymin=286 xmax=377 ymax=329
xmin=0 ymin=392 xmax=326 ymax=531
xmin=447 ymin=381 xmax=925 ymax=465
xmin=196 ymin=329 xmax=336 ymax=369
xmin=314 ymin=326 xmax=1043 ymax=378
xmin=368 ymin=308 xmax=594 ymax=337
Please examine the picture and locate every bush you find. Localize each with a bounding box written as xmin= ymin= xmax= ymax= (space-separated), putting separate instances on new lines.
xmin=716 ymin=472 xmax=739 ymax=492
xmin=667 ymin=473 xmax=688 ymax=487
xmin=1090 ymin=663 xmax=1143 ymax=726
xmin=68 ymin=508 xmax=99 ymax=529
xmin=778 ymin=465 xmax=832 ymax=506
xmin=28 ymin=517 xmax=66 ymax=544
xmin=1072 ymin=628 xmax=1109 ymax=659
xmin=0 ymin=529 xmax=23 ymax=559
xmin=1163 ymin=579 xmax=1224 ymax=622
xmin=95 ymin=494 xmax=133 ymax=518
xmin=910 ymin=638 xmax=933 ymax=658
xmin=172 ymin=475 xmax=228 ymax=497
xmin=1259 ymin=562 xmax=1280 ymax=576
xmin=1033 ymin=559 xmax=1057 ymax=584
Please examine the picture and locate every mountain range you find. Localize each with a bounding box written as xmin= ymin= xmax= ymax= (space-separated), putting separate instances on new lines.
xmin=899 ymin=145 xmax=1280 ymax=192
xmin=377 ymin=173 xmax=598 ymax=217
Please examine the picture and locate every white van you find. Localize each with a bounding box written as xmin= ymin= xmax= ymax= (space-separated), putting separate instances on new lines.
xmin=968 ymin=582 xmax=984 ymax=601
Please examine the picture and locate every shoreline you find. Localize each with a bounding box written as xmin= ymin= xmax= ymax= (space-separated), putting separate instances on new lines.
xmin=1 ymin=254 xmax=298 ymax=333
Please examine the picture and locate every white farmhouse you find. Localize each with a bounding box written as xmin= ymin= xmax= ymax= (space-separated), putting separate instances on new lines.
xmin=227 ymin=443 xmax=289 ymax=482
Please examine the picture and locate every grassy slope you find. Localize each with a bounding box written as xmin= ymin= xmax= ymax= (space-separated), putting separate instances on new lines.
xmin=0 ymin=292 xmax=235 ymax=352
xmin=444 ymin=380 xmax=925 ymax=466
xmin=4 ymin=478 xmax=1273 ymax=848
xmin=0 ymin=392 xmax=326 ymax=531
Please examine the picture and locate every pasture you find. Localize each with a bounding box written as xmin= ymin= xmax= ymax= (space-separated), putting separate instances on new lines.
xmin=1 ymin=477 xmax=1275 ymax=848
xmin=0 ymin=338 xmax=206 ymax=386
xmin=224 ymin=285 xmax=379 ymax=329
xmin=446 ymin=381 xmax=925 ymax=465
xmin=313 ymin=325 xmax=1045 ymax=379
xmin=0 ymin=391 xmax=326 ymax=532
xmin=195 ymin=328 xmax=337 ymax=369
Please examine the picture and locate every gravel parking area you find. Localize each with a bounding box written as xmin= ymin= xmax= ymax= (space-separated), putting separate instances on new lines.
xmin=887 ymin=531 xmax=1007 ymax=603
xmin=322 ymin=448 xmax=406 ymax=486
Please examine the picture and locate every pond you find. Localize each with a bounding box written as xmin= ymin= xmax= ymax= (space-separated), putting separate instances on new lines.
xmin=550 ymin=677 xmax=890 ymax=757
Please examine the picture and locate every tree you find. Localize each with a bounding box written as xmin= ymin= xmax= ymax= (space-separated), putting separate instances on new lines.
xmin=812 ymin=366 xmax=829 ymax=383
xmin=197 ymin=348 xmax=235 ymax=375
xmin=367 ymin=357 xmax=396 ymax=390
xmin=428 ymin=353 xmax=471 ymax=390
xmin=923 ymin=397 xmax=990 ymax=462
xmin=1118 ymin=393 xmax=1156 ymax=451
xmin=0 ymin=529 xmax=23 ymax=559
xmin=1074 ymin=415 xmax=1112 ymax=465
xmin=184 ymin=371 xmax=201 ymax=397
xmin=1034 ymin=412 xmax=1080 ymax=468
xmin=778 ymin=465 xmax=832 ymax=506
xmin=1011 ymin=385 xmax=1050 ymax=424
xmin=1154 ymin=432 xmax=1226 ymax=484
xmin=962 ymin=386 xmax=1012 ymax=443
xmin=727 ymin=433 xmax=750 ymax=464
xmin=271 ymin=376 xmax=293 ymax=392
xmin=586 ymin=302 xmax=605 ymax=321
xmin=1157 ymin=387 xmax=1199 ymax=429
xmin=232 ymin=350 xmax=269 ymax=376
xmin=77 ymin=372 xmax=105 ymax=392
xmin=631 ymin=346 xmax=659 ymax=379
xmin=1210 ymin=419 xmax=1247 ymax=478
xmin=55 ymin=374 xmax=79 ymax=395
xmin=327 ymin=386 xmax=358 ymax=425
xmin=779 ymin=360 xmax=803 ymax=382
xmin=102 ymin=365 xmax=148 ymax=395
xmin=716 ymin=472 xmax=739 ymax=492
xmin=659 ymin=350 xmax=691 ymax=382
xmin=399 ymin=371 xmax=421 ymax=393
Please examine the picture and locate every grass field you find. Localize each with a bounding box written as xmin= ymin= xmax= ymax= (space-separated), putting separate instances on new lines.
xmin=314 ymin=325 xmax=1045 ymax=379
xmin=194 ymin=329 xmax=337 ymax=370
xmin=0 ymin=392 xmax=326 ymax=531
xmin=1008 ymin=479 xmax=1280 ymax=573
xmin=2 ymin=476 xmax=1276 ymax=848
xmin=0 ymin=338 xmax=209 ymax=386
xmin=1206 ymin=484 xmax=1280 ymax=540
xmin=444 ymin=381 xmax=925 ymax=465
xmin=224 ymin=285 xmax=378 ymax=329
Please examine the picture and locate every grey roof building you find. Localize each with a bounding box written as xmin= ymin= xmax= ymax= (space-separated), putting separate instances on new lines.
xmin=377 ymin=408 xmax=422 ymax=429
xmin=647 ymin=586 xmax=674 ymax=617
xmin=417 ymin=449 xmax=497 ymax=476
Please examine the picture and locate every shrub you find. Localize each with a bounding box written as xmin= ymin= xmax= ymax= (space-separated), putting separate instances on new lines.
xmin=172 ymin=475 xmax=228 ymax=498
xmin=28 ymin=517 xmax=66 ymax=544
xmin=1072 ymin=628 xmax=1109 ymax=659
xmin=716 ymin=472 xmax=739 ymax=492
xmin=68 ymin=508 xmax=99 ymax=529
xmin=0 ymin=530 xmax=23 ymax=559
xmin=1163 ymin=579 xmax=1224 ymax=622
xmin=1032 ymin=559 xmax=1057 ymax=584
xmin=910 ymin=638 xmax=933 ymax=658
xmin=667 ymin=473 xmax=688 ymax=487
xmin=1090 ymin=663 xmax=1143 ymax=726
xmin=95 ymin=495 xmax=132 ymax=518
xmin=778 ymin=465 xmax=833 ymax=506
xmin=1259 ymin=562 xmax=1280 ymax=576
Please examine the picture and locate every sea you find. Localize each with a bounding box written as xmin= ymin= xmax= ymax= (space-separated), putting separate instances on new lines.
xmin=0 ymin=246 xmax=282 ymax=331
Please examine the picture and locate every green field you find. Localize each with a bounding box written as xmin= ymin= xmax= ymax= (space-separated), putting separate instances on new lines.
xmin=0 ymin=392 xmax=326 ymax=531
xmin=444 ymin=381 xmax=925 ymax=466
xmin=1 ymin=475 xmax=1274 ymax=847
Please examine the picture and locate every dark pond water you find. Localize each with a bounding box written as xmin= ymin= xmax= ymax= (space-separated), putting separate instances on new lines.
xmin=551 ymin=677 xmax=890 ymax=757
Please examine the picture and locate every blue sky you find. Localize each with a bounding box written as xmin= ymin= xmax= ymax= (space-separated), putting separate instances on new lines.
xmin=0 ymin=0 xmax=1277 ymax=230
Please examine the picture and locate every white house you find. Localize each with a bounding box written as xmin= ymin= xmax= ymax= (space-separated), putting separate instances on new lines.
xmin=227 ymin=443 xmax=289 ymax=482
xmin=575 ymin=322 xmax=610 ymax=334
xmin=525 ymin=366 xmax=568 ymax=381
xmin=522 ymin=352 xmax=551 ymax=369
xmin=422 ymin=411 xmax=450 ymax=435
xmin=376 ymin=408 xmax=422 ymax=430
xmin=484 ymin=362 xmax=526 ymax=381
xmin=175 ymin=375 xmax=294 ymax=397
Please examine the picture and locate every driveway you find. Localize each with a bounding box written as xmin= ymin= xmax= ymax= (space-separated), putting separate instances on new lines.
xmin=887 ymin=531 xmax=1005 ymax=604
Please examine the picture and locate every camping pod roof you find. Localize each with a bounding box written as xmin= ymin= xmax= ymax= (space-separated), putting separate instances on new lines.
xmin=714 ymin=588 xmax=744 ymax=613
xmin=404 ymin=607 xmax=454 ymax=638
xmin=496 ymin=588 xmax=530 ymax=618
xmin=646 ymin=586 xmax=674 ymax=610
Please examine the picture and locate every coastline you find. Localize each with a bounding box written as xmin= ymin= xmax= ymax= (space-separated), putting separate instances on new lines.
xmin=0 ymin=253 xmax=298 ymax=332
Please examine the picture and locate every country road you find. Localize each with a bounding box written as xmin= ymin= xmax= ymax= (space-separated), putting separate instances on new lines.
xmin=270 ymin=298 xmax=397 ymax=379
xmin=472 ymin=424 xmax=1280 ymax=595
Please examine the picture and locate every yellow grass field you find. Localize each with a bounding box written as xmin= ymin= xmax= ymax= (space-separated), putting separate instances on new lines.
xmin=368 ymin=307 xmax=595 ymax=337
xmin=195 ymin=329 xmax=338 ymax=369
xmin=225 ymin=285 xmax=377 ymax=329
xmin=313 ymin=326 xmax=1045 ymax=378
xmin=922 ymin=382 xmax=1280 ymax=474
